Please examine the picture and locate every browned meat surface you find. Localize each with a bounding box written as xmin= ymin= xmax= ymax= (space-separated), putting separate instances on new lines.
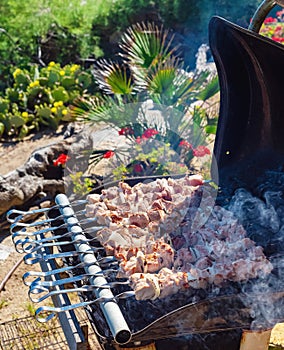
xmin=85 ymin=176 xmax=273 ymax=300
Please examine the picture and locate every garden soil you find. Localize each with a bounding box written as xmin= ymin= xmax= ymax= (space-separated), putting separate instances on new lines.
xmin=0 ymin=129 xmax=283 ymax=348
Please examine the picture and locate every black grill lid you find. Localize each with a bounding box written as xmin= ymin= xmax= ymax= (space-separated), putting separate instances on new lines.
xmin=209 ymin=16 xmax=284 ymax=190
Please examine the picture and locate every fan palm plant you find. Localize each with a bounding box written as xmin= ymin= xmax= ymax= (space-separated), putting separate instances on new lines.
xmin=72 ymin=21 xmax=215 ymax=119
xmin=69 ymin=21 xmax=219 ymax=188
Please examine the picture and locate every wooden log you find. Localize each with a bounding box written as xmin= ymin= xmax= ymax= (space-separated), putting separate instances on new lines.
xmin=240 ymin=329 xmax=272 ymax=350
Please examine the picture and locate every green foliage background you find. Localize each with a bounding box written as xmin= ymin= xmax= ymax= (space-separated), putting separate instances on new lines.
xmin=0 ymin=0 xmax=262 ymax=92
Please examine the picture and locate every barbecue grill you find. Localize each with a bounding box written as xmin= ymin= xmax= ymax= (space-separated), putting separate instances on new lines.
xmin=7 ymin=1 xmax=284 ymax=349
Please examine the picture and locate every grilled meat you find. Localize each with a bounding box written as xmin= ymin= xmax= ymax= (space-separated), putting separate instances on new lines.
xmin=85 ymin=176 xmax=273 ymax=300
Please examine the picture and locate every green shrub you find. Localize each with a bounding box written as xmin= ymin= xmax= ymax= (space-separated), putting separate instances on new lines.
xmin=0 ymin=62 xmax=93 ymax=139
xmin=0 ymin=0 xmax=263 ymax=97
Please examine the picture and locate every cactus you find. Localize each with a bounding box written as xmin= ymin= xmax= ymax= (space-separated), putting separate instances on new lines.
xmin=36 ymin=105 xmax=52 ymax=119
xmin=14 ymin=72 xmax=30 ymax=88
xmin=0 ymin=62 xmax=93 ymax=139
xmin=18 ymin=124 xmax=29 ymax=139
xmin=61 ymin=76 xmax=76 ymax=89
xmin=38 ymin=77 xmax=49 ymax=86
xmin=77 ymin=72 xmax=92 ymax=90
xmin=52 ymin=87 xmax=69 ymax=102
xmin=9 ymin=115 xmax=26 ymax=129
xmin=6 ymin=88 xmax=20 ymax=103
xmin=0 ymin=99 xmax=9 ymax=113
xmin=0 ymin=122 xmax=4 ymax=138
xmin=47 ymin=70 xmax=60 ymax=86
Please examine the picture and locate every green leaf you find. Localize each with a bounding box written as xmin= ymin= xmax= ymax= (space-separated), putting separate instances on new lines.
xmin=0 ymin=99 xmax=9 ymax=113
xmin=93 ymin=60 xmax=133 ymax=95
xmin=48 ymin=71 xmax=60 ymax=86
xmin=61 ymin=76 xmax=76 ymax=89
xmin=38 ymin=77 xmax=49 ymax=86
xmin=18 ymin=124 xmax=29 ymax=139
xmin=14 ymin=72 xmax=30 ymax=87
xmin=6 ymin=88 xmax=20 ymax=103
xmin=37 ymin=106 xmax=51 ymax=119
xmin=33 ymin=66 xmax=40 ymax=81
xmin=196 ymin=75 xmax=219 ymax=101
xmin=120 ymin=22 xmax=177 ymax=71
xmin=148 ymin=64 xmax=176 ymax=93
xmin=205 ymin=124 xmax=217 ymax=134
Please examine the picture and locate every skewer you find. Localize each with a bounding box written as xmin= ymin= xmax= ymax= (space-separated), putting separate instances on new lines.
xmin=29 ymin=280 xmax=130 ymax=303
xmin=15 ymin=227 xmax=103 ymax=254
xmin=35 ymin=291 xmax=135 ymax=323
xmin=23 ymin=265 xmax=118 ymax=286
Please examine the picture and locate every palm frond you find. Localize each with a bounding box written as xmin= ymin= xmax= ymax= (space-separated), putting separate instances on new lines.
xmin=70 ymin=96 xmax=116 ymax=124
xmin=119 ymin=22 xmax=178 ymax=84
xmin=148 ymin=64 xmax=177 ymax=96
xmin=144 ymin=59 xmax=207 ymax=109
xmin=172 ymin=70 xmax=209 ymax=105
xmin=70 ymin=95 xmax=142 ymax=128
xmin=92 ymin=59 xmax=133 ymax=95
xmin=196 ymin=75 xmax=219 ymax=101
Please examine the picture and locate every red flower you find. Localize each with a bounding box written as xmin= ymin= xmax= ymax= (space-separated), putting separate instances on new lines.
xmin=136 ymin=136 xmax=142 ymax=144
xmin=192 ymin=145 xmax=210 ymax=157
xmin=264 ymin=17 xmax=277 ymax=24
xmin=179 ymin=140 xmax=192 ymax=149
xmin=103 ymin=150 xmax=115 ymax=159
xmin=133 ymin=164 xmax=143 ymax=173
xmin=272 ymin=36 xmax=284 ymax=43
xmin=142 ymin=128 xmax=159 ymax=139
xmin=118 ymin=127 xmax=134 ymax=136
xmin=53 ymin=153 xmax=70 ymax=166
xmin=276 ymin=9 xmax=284 ymax=17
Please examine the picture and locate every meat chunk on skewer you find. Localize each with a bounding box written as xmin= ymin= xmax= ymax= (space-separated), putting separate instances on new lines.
xmin=85 ymin=176 xmax=273 ymax=301
xmin=116 ymin=238 xmax=175 ymax=277
xmin=129 ymin=268 xmax=189 ymax=300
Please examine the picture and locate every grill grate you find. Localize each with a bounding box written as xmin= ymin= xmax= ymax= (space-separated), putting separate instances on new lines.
xmin=0 ymin=315 xmax=68 ymax=349
xmin=0 ymin=309 xmax=101 ymax=350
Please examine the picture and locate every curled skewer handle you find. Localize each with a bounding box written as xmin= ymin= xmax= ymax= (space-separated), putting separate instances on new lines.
xmin=29 ymin=282 xmax=129 ymax=303
xmin=29 ymin=262 xmax=121 ymax=289
xmin=30 ymin=273 xmax=91 ymax=288
xmin=24 ymin=250 xmax=79 ymax=265
xmin=14 ymin=238 xmax=34 ymax=254
xmin=24 ymin=248 xmax=114 ymax=265
xmin=22 ymin=272 xmax=43 ymax=286
xmin=11 ymin=223 xmax=62 ymax=239
xmin=23 ymin=261 xmax=90 ymax=286
xmin=35 ymin=291 xmax=135 ymax=323
xmin=7 ymin=206 xmax=55 ymax=224
xmin=70 ymin=199 xmax=88 ymax=207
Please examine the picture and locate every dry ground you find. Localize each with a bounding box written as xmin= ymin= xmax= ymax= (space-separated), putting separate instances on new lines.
xmin=0 ymin=128 xmax=66 ymax=322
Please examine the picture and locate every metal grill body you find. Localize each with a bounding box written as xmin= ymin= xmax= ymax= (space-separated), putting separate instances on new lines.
xmin=8 ymin=188 xmax=284 ymax=350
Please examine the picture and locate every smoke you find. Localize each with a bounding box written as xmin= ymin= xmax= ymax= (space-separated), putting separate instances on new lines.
xmin=226 ymin=176 xmax=284 ymax=330
xmin=63 ymin=101 xmax=219 ymax=233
